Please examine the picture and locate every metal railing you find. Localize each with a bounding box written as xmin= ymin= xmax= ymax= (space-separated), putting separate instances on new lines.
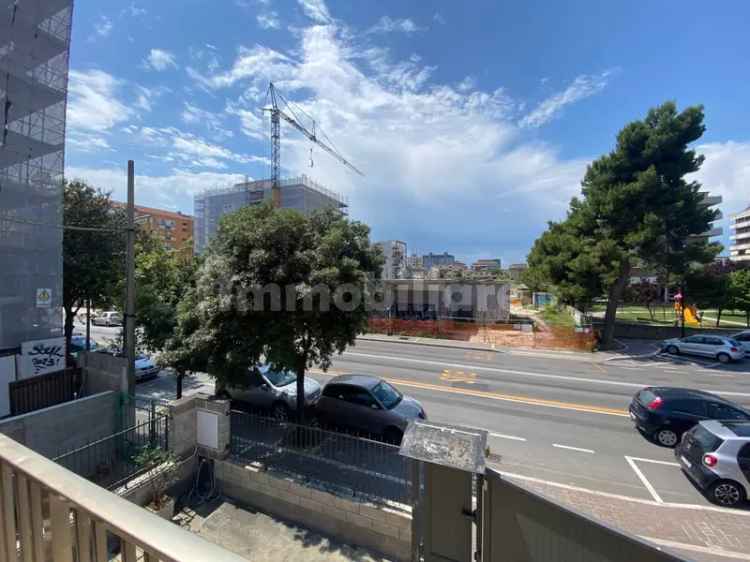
xmin=53 ymin=415 xmax=169 ymax=491
xmin=230 ymin=410 xmax=412 ymax=505
xmin=0 ymin=432 xmax=248 ymax=562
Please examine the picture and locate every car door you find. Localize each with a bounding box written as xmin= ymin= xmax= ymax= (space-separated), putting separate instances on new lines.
xmin=702 ymin=336 xmax=727 ymax=358
xmin=735 ymin=333 xmax=750 ymax=353
xmin=668 ymin=399 xmax=708 ymax=435
xmin=679 ymin=336 xmax=704 ymax=355
xmin=339 ymin=386 xmax=386 ymax=435
xmin=318 ymin=384 xmax=361 ymax=431
xmin=738 ymin=444 xmax=750 ymax=487
xmin=231 ymin=370 xmax=270 ymax=409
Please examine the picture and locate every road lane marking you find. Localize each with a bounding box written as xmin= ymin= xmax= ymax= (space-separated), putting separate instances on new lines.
xmin=626 ymin=456 xmax=679 ymax=467
xmin=341 ymin=351 xmax=750 ymax=399
xmin=439 ymin=370 xmax=478 ymax=384
xmin=311 ymin=369 xmax=629 ymax=416
xmin=625 ymin=456 xmax=663 ymax=503
xmin=639 ymin=537 xmax=750 ymax=560
xmin=489 ymin=432 xmax=527 ymax=442
xmin=553 ymin=444 xmax=595 ymax=454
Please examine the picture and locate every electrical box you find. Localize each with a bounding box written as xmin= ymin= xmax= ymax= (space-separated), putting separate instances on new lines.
xmin=197 ymin=410 xmax=219 ymax=450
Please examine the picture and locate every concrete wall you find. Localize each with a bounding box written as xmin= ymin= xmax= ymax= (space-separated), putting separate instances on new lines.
xmin=168 ymin=394 xmax=231 ymax=460
xmin=216 ymin=459 xmax=411 ymax=562
xmin=78 ymin=351 xmax=131 ymax=396
xmin=0 ymin=391 xmax=118 ymax=458
xmin=593 ymin=321 xmax=742 ymax=340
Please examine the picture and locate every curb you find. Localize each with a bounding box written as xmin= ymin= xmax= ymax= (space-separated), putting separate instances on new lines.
xmin=357 ymin=335 xmax=501 ymax=354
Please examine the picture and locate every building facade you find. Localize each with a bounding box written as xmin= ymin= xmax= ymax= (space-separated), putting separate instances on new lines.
xmin=422 ymin=252 xmax=455 ymax=270
xmin=472 ymin=258 xmax=502 ymax=272
xmin=730 ymin=205 xmax=750 ymax=263
xmin=508 ymin=263 xmax=528 ymax=282
xmin=374 ymin=240 xmax=407 ymax=280
xmin=0 ymin=0 xmax=73 ymax=384
xmin=193 ymin=175 xmax=347 ymax=254
xmin=113 ymin=203 xmax=193 ymax=255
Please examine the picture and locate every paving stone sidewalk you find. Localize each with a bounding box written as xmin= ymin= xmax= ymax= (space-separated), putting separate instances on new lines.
xmin=511 ymin=476 xmax=750 ymax=562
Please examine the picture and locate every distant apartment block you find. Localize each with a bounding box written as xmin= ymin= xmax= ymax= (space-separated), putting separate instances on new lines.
xmin=0 ymin=0 xmax=73 ymax=381
xmin=193 ymin=175 xmax=347 ymax=254
xmin=730 ymin=204 xmax=750 ymax=263
xmin=422 ymin=252 xmax=455 ymax=270
xmin=375 ymin=240 xmax=407 ymax=280
xmin=114 ymin=203 xmax=193 ymax=254
xmin=692 ymin=192 xmax=723 ymax=242
xmin=508 ymin=263 xmax=528 ymax=282
xmin=472 ymin=258 xmax=502 ymax=272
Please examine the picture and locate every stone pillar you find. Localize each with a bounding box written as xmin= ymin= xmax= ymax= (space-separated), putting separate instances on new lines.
xmin=168 ymin=396 xmax=197 ymax=458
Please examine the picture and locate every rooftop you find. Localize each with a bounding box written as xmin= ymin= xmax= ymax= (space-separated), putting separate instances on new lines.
xmin=195 ymin=174 xmax=348 ymax=207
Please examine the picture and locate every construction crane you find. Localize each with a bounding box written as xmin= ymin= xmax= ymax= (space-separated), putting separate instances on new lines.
xmin=264 ymin=82 xmax=363 ymax=207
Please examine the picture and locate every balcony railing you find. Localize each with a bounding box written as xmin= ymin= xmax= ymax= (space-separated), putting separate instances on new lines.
xmin=0 ymin=433 xmax=247 ymax=562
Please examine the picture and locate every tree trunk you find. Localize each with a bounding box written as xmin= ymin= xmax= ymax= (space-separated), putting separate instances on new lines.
xmin=176 ymin=371 xmax=184 ymax=400
xmin=295 ymin=356 xmax=307 ymax=425
xmin=64 ymin=306 xmax=76 ymax=365
xmin=747 ymin=310 xmax=749 ymax=328
xmin=601 ymin=263 xmax=631 ymax=350
xmin=716 ymin=308 xmax=722 ymax=328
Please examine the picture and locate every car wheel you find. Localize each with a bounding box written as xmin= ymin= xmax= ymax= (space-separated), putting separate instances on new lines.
xmin=709 ymin=480 xmax=746 ymax=507
xmin=272 ymin=402 xmax=290 ymax=422
xmin=383 ymin=427 xmax=403 ymax=445
xmin=717 ymin=353 xmax=731 ymax=364
xmin=666 ymin=345 xmax=679 ymax=355
xmin=655 ymin=428 xmax=679 ymax=448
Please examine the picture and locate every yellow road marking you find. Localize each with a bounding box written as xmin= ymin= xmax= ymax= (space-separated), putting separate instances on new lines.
xmin=310 ymin=369 xmax=628 ymax=417
xmin=440 ymin=369 xmax=478 ymax=384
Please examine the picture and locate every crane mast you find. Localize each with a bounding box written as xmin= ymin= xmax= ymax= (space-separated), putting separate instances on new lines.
xmin=264 ymin=82 xmax=363 ymax=208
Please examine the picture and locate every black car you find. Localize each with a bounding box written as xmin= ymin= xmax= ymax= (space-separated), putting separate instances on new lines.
xmin=629 ymin=387 xmax=750 ymax=447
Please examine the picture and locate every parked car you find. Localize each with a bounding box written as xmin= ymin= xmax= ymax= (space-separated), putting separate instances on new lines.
xmin=675 ymin=420 xmax=750 ymax=507
xmin=732 ymin=330 xmax=750 ymax=353
xmin=221 ymin=365 xmax=321 ymax=419
xmin=135 ymin=354 xmax=160 ymax=382
xmin=662 ymin=335 xmax=745 ymax=363
xmin=314 ymin=374 xmax=426 ymax=443
xmin=629 ymin=387 xmax=750 ymax=447
xmin=69 ymin=335 xmax=98 ymax=354
xmin=92 ymin=311 xmax=123 ymax=327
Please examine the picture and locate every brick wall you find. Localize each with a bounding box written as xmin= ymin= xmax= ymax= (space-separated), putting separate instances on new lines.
xmin=215 ymin=459 xmax=412 ymax=561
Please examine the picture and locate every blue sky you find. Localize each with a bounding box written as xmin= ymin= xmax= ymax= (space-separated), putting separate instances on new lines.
xmin=65 ymin=0 xmax=750 ymax=265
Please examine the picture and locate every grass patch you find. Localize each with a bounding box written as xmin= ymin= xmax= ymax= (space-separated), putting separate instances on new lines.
xmin=540 ymin=306 xmax=575 ymax=328
xmin=591 ymin=304 xmax=749 ymax=329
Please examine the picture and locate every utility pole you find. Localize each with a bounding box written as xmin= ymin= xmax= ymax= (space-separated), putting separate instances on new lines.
xmin=125 ymin=161 xmax=136 ymax=396
xmin=85 ymin=299 xmax=91 ymax=351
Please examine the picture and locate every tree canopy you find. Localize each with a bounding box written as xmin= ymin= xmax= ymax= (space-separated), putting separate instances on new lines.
xmin=62 ymin=180 xmax=126 ymax=360
xmin=526 ymin=102 xmax=720 ymax=347
xmin=161 ymin=203 xmax=382 ymax=420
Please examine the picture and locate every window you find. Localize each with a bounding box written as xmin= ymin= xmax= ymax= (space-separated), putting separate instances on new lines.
xmin=708 ymin=403 xmax=750 ymax=420
xmin=264 ymin=369 xmax=296 ymax=387
xmin=683 ymin=336 xmax=703 ymax=343
xmin=671 ymin=400 xmax=706 ymax=416
xmin=344 ymin=388 xmax=378 ymax=408
xmin=322 ymin=384 xmax=343 ymax=399
xmin=735 ymin=334 xmax=750 ymax=342
xmin=703 ymin=337 xmax=724 ymax=346
xmin=372 ymin=381 xmax=402 ymax=409
xmin=692 ymin=426 xmax=724 ymax=452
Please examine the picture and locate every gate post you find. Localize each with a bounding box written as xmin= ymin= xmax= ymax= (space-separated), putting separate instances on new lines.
xmin=399 ymin=421 xmax=487 ymax=562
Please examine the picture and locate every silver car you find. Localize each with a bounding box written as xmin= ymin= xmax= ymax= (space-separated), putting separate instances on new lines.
xmin=662 ymin=335 xmax=745 ymax=363
xmin=314 ymin=374 xmax=426 ymax=443
xmin=223 ymin=365 xmax=321 ymax=419
xmin=676 ymin=420 xmax=750 ymax=507
xmin=732 ymin=331 xmax=750 ymax=353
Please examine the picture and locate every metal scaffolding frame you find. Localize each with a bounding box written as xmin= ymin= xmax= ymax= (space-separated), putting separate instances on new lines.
xmin=0 ymin=0 xmax=74 ymax=352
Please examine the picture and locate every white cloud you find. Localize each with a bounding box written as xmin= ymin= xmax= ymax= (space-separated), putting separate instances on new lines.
xmin=297 ymin=0 xmax=331 ymax=24
xmin=67 ymin=70 xmax=132 ymax=133
xmin=257 ymin=11 xmax=281 ymax=30
xmin=122 ymin=3 xmax=146 ymax=17
xmin=181 ymin=102 xmax=233 ymax=140
xmin=433 ymin=12 xmax=446 ymax=25
xmin=143 ymin=49 xmax=178 ymax=71
xmin=369 ymin=16 xmax=421 ymax=34
xmin=93 ymin=16 xmax=113 ymax=38
xmin=133 ymin=85 xmax=166 ymax=112
xmin=194 ymin=23 xmax=592 ymax=261
xmin=519 ymin=70 xmax=616 ymax=128
xmin=65 ymin=166 xmax=247 ymax=212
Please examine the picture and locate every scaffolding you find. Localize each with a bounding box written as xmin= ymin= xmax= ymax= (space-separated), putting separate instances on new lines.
xmin=0 ymin=0 xmax=74 ymax=351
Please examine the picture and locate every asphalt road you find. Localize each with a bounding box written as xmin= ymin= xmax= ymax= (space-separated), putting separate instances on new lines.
xmin=85 ymin=312 xmax=750 ymax=510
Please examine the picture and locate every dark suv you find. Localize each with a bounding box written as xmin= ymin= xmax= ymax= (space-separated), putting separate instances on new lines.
xmin=629 ymin=387 xmax=750 ymax=447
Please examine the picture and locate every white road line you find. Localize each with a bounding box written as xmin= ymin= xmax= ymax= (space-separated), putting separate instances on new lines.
xmin=640 ymin=536 xmax=750 ymax=561
xmin=489 ymin=432 xmax=527 ymax=442
xmin=343 ymin=351 xmax=750 ymax=398
xmin=553 ymin=444 xmax=595 ymax=454
xmin=625 ymin=455 xmax=663 ymax=503
xmin=626 ymin=456 xmax=680 ymax=467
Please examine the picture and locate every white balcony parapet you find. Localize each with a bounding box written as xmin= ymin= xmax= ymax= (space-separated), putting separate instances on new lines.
xmin=0 ymin=433 xmax=248 ymax=562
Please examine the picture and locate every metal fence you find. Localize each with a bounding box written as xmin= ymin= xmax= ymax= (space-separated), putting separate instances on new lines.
xmin=53 ymin=414 xmax=170 ymax=491
xmin=230 ymin=410 xmax=412 ymax=505
xmin=9 ymin=367 xmax=83 ymax=416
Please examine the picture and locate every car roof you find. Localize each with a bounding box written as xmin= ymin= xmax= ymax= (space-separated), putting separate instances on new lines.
xmin=327 ymin=374 xmax=381 ymax=389
xmin=700 ymin=420 xmax=750 ymax=440
xmin=649 ymin=387 xmax=730 ymax=402
xmin=722 ymin=421 xmax=750 ymax=438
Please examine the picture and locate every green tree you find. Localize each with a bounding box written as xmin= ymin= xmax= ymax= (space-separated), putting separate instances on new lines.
xmin=162 ymin=203 xmax=382 ymax=421
xmin=728 ymin=269 xmax=750 ymax=327
xmin=685 ymin=261 xmax=736 ymax=326
xmin=526 ymin=102 xmax=720 ymax=347
xmin=63 ymin=181 xmax=126 ymax=361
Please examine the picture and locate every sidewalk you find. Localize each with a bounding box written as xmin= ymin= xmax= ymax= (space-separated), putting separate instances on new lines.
xmin=505 ymin=473 xmax=750 ymax=562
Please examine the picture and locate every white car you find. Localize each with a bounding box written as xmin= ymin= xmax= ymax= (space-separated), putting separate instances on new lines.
xmin=732 ymin=331 xmax=750 ymax=353
xmin=663 ymin=335 xmax=746 ymax=364
xmin=92 ymin=311 xmax=123 ymax=327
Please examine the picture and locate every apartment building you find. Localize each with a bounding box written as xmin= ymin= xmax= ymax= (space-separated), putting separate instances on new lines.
xmin=375 ymin=240 xmax=407 ymax=280
xmin=472 ymin=258 xmax=502 ymax=272
xmin=113 ymin=203 xmax=193 ymax=255
xmin=730 ymin=205 xmax=750 ymax=263
xmin=422 ymin=252 xmax=455 ymax=270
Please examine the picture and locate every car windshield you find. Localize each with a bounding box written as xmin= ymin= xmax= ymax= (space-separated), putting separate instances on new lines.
xmin=692 ymin=425 xmax=724 ymax=452
xmin=728 ymin=339 xmax=740 ymax=346
xmin=372 ymin=381 xmax=402 ymax=409
xmin=264 ymin=369 xmax=297 ymax=387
